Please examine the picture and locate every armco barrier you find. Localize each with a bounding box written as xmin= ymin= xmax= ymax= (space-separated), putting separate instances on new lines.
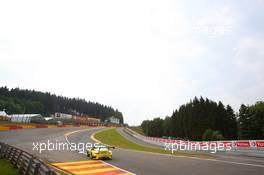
xmin=144 ymin=136 xmax=264 ymax=149
xmin=124 ymin=128 xmax=264 ymax=157
xmin=0 ymin=142 xmax=59 ymax=175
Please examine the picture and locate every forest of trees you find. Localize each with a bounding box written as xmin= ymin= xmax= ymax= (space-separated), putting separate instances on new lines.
xmin=0 ymin=86 xmax=123 ymax=123
xmin=141 ymin=97 xmax=264 ymax=141
xmin=238 ymin=102 xmax=264 ymax=140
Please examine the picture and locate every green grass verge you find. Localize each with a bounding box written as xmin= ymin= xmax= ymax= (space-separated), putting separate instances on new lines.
xmin=94 ymin=128 xmax=214 ymax=159
xmin=0 ymin=159 xmax=18 ymax=175
xmin=129 ymin=126 xmax=145 ymax=135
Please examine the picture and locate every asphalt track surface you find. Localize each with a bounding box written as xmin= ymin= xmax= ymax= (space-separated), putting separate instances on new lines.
xmin=0 ymin=127 xmax=264 ymax=175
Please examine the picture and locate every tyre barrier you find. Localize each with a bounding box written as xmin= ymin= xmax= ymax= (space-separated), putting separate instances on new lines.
xmin=0 ymin=124 xmax=82 ymax=131
xmin=0 ymin=124 xmax=107 ymax=131
xmin=0 ymin=142 xmax=59 ymax=175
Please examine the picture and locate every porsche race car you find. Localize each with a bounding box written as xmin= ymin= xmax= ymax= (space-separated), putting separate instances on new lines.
xmin=87 ymin=146 xmax=115 ymax=160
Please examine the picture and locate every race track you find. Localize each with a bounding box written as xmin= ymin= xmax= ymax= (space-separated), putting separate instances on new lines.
xmin=0 ymin=127 xmax=263 ymax=175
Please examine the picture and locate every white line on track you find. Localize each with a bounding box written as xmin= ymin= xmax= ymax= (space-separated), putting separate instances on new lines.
xmin=208 ymin=159 xmax=264 ymax=168
xmin=64 ymin=128 xmax=136 ymax=175
xmin=165 ymin=154 xmax=264 ymax=168
xmin=64 ymin=128 xmax=92 ymax=145
xmin=219 ymin=155 xmax=264 ymax=163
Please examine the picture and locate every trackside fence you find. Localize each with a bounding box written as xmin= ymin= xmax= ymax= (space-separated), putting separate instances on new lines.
xmin=124 ymin=128 xmax=264 ymax=157
xmin=0 ymin=142 xmax=59 ymax=175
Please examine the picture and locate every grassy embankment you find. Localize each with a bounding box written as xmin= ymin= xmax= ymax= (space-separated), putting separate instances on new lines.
xmin=0 ymin=159 xmax=18 ymax=175
xmin=129 ymin=126 xmax=145 ymax=135
xmin=94 ymin=128 xmax=214 ymax=159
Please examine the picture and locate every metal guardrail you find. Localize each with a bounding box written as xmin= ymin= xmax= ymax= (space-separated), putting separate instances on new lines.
xmin=124 ymin=128 xmax=264 ymax=157
xmin=0 ymin=142 xmax=59 ymax=175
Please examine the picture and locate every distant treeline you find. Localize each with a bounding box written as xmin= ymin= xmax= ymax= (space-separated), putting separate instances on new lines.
xmin=0 ymin=87 xmax=123 ymax=123
xmin=141 ymin=97 xmax=264 ymax=140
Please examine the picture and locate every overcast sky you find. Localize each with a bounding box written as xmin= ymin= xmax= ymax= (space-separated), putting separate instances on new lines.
xmin=0 ymin=0 xmax=263 ymax=125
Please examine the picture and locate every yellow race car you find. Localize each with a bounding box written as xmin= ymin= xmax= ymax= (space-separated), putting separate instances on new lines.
xmin=87 ymin=146 xmax=115 ymax=160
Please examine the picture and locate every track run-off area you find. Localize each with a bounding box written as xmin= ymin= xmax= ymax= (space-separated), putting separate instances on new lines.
xmin=0 ymin=127 xmax=264 ymax=175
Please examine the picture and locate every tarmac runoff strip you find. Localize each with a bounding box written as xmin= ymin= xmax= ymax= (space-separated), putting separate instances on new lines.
xmin=52 ymin=160 xmax=133 ymax=175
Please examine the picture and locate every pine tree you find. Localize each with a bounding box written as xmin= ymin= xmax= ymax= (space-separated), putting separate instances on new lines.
xmin=238 ymin=104 xmax=251 ymax=139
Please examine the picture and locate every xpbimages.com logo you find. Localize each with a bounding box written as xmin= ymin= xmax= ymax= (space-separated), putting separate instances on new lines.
xmin=32 ymin=140 xmax=99 ymax=154
xmin=164 ymin=141 xmax=232 ymax=153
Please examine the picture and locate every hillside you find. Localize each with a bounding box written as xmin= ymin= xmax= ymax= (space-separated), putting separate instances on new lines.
xmin=0 ymin=87 xmax=123 ymax=123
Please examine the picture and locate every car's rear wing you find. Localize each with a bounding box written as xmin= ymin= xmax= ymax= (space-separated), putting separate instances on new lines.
xmin=92 ymin=146 xmax=116 ymax=150
xmin=106 ymin=146 xmax=115 ymax=149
